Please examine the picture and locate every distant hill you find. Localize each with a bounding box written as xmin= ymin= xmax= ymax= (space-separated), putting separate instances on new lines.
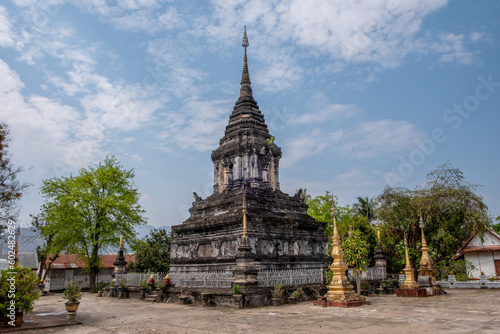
xmin=0 ymin=225 xmax=172 ymax=256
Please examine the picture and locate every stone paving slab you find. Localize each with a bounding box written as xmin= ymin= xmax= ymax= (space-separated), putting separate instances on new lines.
xmin=0 ymin=312 xmax=81 ymax=333
xmin=12 ymin=289 xmax=500 ymax=334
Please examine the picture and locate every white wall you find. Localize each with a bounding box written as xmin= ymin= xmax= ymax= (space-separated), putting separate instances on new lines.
xmin=465 ymin=252 xmax=498 ymax=277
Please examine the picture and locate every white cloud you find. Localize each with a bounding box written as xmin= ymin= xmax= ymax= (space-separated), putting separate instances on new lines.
xmin=0 ymin=6 xmax=14 ymax=47
xmin=155 ymin=99 xmax=230 ymax=152
xmin=76 ymin=1 xmax=183 ymax=34
xmin=337 ymin=119 xmax=425 ymax=159
xmin=281 ymin=128 xmax=328 ymax=168
xmin=290 ymin=102 xmax=359 ymax=125
xmin=0 ymin=59 xmax=83 ymax=172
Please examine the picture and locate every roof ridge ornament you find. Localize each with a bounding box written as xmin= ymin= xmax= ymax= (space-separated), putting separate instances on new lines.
xmin=240 ymin=26 xmax=253 ymax=98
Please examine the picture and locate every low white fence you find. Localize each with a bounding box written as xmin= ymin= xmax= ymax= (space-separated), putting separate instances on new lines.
xmin=257 ymin=268 xmax=324 ymax=287
xmin=437 ymin=275 xmax=500 ymax=289
xmin=170 ymin=269 xmax=233 ymax=288
xmin=347 ymin=267 xmax=387 ymax=281
xmin=115 ymin=272 xmax=167 ymax=286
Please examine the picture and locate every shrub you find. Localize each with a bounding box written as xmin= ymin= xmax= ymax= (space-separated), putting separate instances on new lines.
xmin=0 ymin=266 xmax=40 ymax=316
xmin=155 ymin=281 xmax=166 ymax=290
xmin=62 ymin=281 xmax=83 ymax=303
xmin=138 ymin=280 xmax=149 ymax=289
xmin=291 ymin=287 xmax=303 ymax=299
xmin=271 ymin=282 xmax=284 ymax=299
xmin=97 ymin=281 xmax=110 ymax=292
xmin=232 ymin=284 xmax=242 ymax=295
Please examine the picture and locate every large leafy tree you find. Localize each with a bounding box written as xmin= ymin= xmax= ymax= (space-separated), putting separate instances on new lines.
xmin=0 ymin=123 xmax=29 ymax=230
xmin=307 ymin=191 xmax=375 ymax=283
xmin=132 ymin=228 xmax=171 ymax=273
xmin=376 ymin=162 xmax=490 ymax=272
xmin=39 ymin=157 xmax=146 ymax=292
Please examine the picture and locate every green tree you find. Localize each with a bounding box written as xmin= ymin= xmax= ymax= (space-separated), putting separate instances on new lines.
xmin=38 ymin=157 xmax=146 ymax=292
xmin=376 ymin=162 xmax=490 ymax=273
xmin=29 ymin=215 xmax=71 ymax=282
xmin=132 ymin=228 xmax=171 ymax=273
xmin=353 ymin=196 xmax=376 ymax=223
xmin=492 ymin=216 xmax=500 ymax=234
xmin=343 ymin=230 xmax=370 ymax=294
xmin=0 ymin=123 xmax=29 ymax=230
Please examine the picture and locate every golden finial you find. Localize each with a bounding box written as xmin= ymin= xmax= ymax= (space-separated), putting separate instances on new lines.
xmin=404 ymin=236 xmax=410 ymax=267
xmin=119 ymin=224 xmax=123 ymax=250
xmin=242 ymin=193 xmax=248 ymax=236
xmin=419 ymin=214 xmax=427 ymax=247
xmin=331 ymin=203 xmax=338 ymax=238
xmin=377 ymin=222 xmax=381 ymax=243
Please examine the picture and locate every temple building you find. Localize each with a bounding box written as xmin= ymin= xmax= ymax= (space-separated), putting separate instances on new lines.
xmin=169 ymin=28 xmax=329 ymax=302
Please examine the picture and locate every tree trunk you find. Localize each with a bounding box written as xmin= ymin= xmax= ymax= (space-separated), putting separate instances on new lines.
xmin=356 ymin=271 xmax=362 ymax=294
xmin=37 ymin=255 xmax=46 ymax=282
xmin=90 ymin=269 xmax=97 ymax=293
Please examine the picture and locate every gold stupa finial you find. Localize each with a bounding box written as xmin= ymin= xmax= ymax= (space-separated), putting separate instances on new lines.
xmin=404 ymin=236 xmax=411 ymax=267
xmin=331 ymin=203 xmax=338 ymax=239
xmin=377 ymin=222 xmax=381 ymax=243
xmin=119 ymin=223 xmax=123 ymax=250
xmin=242 ymin=193 xmax=248 ymax=236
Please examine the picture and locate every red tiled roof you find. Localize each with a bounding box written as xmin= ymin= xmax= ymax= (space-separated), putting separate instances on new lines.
xmin=47 ymin=254 xmax=135 ymax=269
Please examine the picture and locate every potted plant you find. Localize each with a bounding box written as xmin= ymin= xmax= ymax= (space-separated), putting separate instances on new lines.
xmin=360 ymin=281 xmax=370 ymax=296
xmin=381 ymin=278 xmax=394 ymax=294
xmin=271 ymin=282 xmax=284 ymax=306
xmin=108 ymin=280 xmax=117 ymax=297
xmin=232 ymin=285 xmax=243 ymax=307
xmin=63 ymin=281 xmax=82 ymax=323
xmin=118 ymin=278 xmax=128 ymax=299
xmin=0 ymin=266 xmax=40 ymax=328
xmin=288 ymin=287 xmax=303 ymax=304
xmin=96 ymin=282 xmax=110 ymax=297
xmin=155 ymin=281 xmax=166 ymax=302
xmin=138 ymin=280 xmax=148 ymax=299
xmin=178 ymin=287 xmax=191 ymax=305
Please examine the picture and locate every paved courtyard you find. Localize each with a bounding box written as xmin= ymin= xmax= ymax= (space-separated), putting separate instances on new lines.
xmin=16 ymin=289 xmax=500 ymax=334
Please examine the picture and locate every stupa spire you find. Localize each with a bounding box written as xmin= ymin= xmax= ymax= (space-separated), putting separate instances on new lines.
xmin=242 ymin=193 xmax=248 ymax=236
xmin=240 ymin=26 xmax=253 ymax=98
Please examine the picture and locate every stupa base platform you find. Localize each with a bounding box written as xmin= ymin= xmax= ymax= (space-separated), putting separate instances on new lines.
xmin=314 ymin=299 xmax=369 ymax=308
xmin=396 ymin=288 xmax=428 ymax=297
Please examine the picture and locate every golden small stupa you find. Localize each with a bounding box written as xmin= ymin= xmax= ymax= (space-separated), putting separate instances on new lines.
xmin=323 ymin=204 xmax=367 ymax=307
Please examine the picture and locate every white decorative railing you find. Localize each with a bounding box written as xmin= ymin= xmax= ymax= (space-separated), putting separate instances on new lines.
xmin=170 ymin=270 xmax=233 ymax=288
xmin=115 ymin=272 xmax=167 ymax=286
xmin=257 ymin=268 xmax=324 ymax=287
xmin=348 ymin=267 xmax=387 ymax=281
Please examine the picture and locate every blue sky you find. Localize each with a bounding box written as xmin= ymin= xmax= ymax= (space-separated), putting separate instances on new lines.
xmin=1 ymin=0 xmax=499 ymax=229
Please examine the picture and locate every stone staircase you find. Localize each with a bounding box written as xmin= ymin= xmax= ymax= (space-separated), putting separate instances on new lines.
xmin=143 ymin=291 xmax=163 ymax=303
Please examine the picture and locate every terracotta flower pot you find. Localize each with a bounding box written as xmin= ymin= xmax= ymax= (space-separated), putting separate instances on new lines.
xmin=65 ymin=301 xmax=80 ymax=312
xmin=271 ymin=298 xmax=281 ymax=306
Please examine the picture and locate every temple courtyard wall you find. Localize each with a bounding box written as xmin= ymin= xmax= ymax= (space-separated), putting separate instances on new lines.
xmin=25 ymin=289 xmax=500 ymax=334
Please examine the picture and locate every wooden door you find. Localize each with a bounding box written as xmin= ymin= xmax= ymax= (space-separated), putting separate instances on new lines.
xmin=495 ymin=259 xmax=500 ymax=275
